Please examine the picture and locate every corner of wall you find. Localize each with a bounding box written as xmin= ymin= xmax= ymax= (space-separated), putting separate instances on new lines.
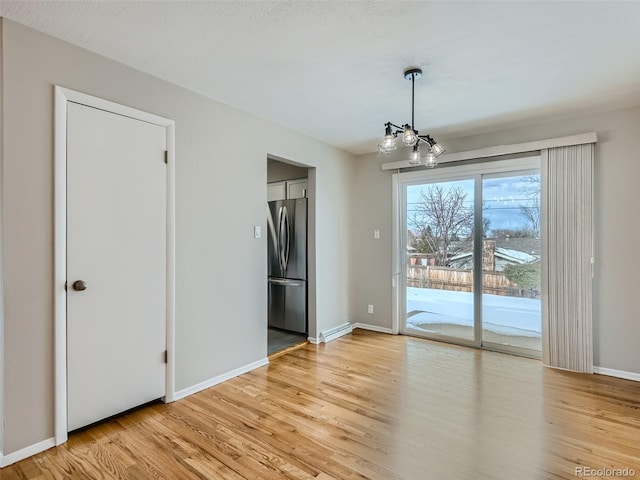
xmin=0 ymin=14 xmax=6 ymax=459
xmin=306 ymin=167 xmax=317 ymax=340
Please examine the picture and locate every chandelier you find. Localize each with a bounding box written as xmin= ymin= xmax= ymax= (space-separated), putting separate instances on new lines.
xmin=378 ymin=67 xmax=445 ymax=168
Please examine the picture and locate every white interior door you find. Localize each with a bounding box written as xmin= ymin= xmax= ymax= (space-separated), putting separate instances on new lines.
xmin=66 ymin=102 xmax=167 ymax=431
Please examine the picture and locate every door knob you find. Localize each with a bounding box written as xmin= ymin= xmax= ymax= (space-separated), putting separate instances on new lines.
xmin=72 ymin=280 xmax=87 ymax=291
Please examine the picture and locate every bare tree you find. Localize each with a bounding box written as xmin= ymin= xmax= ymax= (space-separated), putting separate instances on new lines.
xmin=522 ymin=174 xmax=541 ymax=198
xmin=519 ymin=174 xmax=541 ymax=237
xmin=479 ymin=216 xmax=492 ymax=239
xmin=519 ymin=202 xmax=540 ymax=237
xmin=409 ymin=185 xmax=474 ymax=266
xmin=407 ymin=224 xmax=436 ymax=254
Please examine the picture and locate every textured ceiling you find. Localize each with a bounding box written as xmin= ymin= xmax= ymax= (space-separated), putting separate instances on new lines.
xmin=2 ymin=1 xmax=640 ymax=155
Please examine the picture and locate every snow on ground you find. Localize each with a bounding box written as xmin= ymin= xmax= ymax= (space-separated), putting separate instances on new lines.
xmin=406 ymin=287 xmax=541 ymax=336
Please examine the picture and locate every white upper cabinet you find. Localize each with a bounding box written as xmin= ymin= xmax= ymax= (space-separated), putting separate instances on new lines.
xmin=267 ymin=181 xmax=287 ymax=202
xmin=267 ymin=178 xmax=307 ymax=201
xmin=287 ymin=179 xmax=307 ymax=199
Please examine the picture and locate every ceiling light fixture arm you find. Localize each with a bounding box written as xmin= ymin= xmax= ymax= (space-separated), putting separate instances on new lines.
xmin=385 ymin=123 xmax=435 ymax=146
xmin=385 ymin=122 xmax=410 ymax=138
xmin=418 ymin=134 xmax=436 ymax=147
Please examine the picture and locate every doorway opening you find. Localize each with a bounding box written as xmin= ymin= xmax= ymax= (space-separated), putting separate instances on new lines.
xmin=266 ymin=157 xmax=315 ymax=355
xmin=397 ymin=157 xmax=541 ymax=358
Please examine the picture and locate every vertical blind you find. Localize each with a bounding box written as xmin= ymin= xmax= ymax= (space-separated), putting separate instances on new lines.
xmin=541 ymin=144 xmax=594 ymax=373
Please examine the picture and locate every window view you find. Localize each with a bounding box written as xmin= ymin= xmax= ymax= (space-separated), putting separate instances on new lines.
xmin=405 ymin=179 xmax=476 ymax=342
xmin=404 ymin=171 xmax=541 ymax=355
xmin=481 ymin=174 xmax=541 ymax=351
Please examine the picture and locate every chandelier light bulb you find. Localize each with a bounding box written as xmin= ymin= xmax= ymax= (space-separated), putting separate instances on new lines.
xmin=402 ymin=126 xmax=418 ymax=147
xmin=378 ymin=134 xmax=397 ymax=155
xmin=425 ymin=150 xmax=437 ymax=169
xmin=431 ymin=142 xmax=446 ymax=157
xmin=408 ymin=145 xmax=422 ymax=165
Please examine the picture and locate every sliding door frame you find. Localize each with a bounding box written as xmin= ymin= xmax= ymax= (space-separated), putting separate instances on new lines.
xmin=392 ymin=156 xmax=541 ymax=354
xmin=480 ymin=168 xmax=542 ymax=359
xmin=399 ymin=171 xmax=482 ymax=348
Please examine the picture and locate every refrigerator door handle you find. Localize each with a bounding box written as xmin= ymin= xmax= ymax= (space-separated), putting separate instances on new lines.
xmin=277 ymin=206 xmax=284 ymax=274
xmin=282 ymin=205 xmax=290 ymax=272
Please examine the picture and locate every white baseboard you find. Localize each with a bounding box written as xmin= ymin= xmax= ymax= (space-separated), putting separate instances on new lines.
xmin=308 ymin=336 xmax=321 ymax=344
xmin=174 ymin=358 xmax=269 ymax=401
xmin=0 ymin=359 xmax=270 ymax=467
xmin=352 ymin=323 xmax=394 ymax=334
xmin=1 ymin=437 xmax=55 ymax=467
xmin=319 ymin=322 xmax=353 ymax=343
xmin=593 ymin=366 xmax=640 ymax=382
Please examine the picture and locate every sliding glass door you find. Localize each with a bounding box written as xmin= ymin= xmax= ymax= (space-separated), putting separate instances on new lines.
xmin=481 ymin=173 xmax=541 ymax=354
xmin=400 ymin=158 xmax=541 ymax=357
xmin=405 ymin=178 xmax=477 ymax=345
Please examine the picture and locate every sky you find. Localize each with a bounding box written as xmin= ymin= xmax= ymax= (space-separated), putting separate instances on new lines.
xmin=406 ymin=173 xmax=540 ymax=234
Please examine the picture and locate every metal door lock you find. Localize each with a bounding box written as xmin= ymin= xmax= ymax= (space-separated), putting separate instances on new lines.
xmin=72 ymin=280 xmax=88 ymax=291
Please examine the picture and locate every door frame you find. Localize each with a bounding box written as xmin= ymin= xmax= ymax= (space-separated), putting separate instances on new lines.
xmin=53 ymin=86 xmax=176 ymax=445
xmin=266 ymin=156 xmax=317 ymax=342
xmin=391 ymin=157 xmax=540 ymax=346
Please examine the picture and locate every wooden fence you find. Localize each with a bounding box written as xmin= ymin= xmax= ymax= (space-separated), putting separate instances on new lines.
xmin=407 ymin=265 xmax=525 ymax=297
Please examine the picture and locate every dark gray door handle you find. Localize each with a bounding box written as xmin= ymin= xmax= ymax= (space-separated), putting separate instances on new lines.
xmin=72 ymin=280 xmax=87 ymax=291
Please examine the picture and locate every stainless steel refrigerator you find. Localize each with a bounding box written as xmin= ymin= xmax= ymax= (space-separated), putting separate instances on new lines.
xmin=267 ymin=198 xmax=307 ymax=333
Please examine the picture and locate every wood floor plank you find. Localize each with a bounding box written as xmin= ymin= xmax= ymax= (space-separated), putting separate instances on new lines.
xmin=3 ymin=330 xmax=640 ymax=479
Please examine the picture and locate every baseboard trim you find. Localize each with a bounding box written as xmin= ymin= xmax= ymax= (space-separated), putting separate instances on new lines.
xmin=174 ymin=358 xmax=269 ymax=401
xmin=593 ymin=367 xmax=640 ymax=382
xmin=0 ymin=358 xmax=271 ymax=467
xmin=320 ymin=322 xmax=353 ymax=343
xmin=308 ymin=336 xmax=321 ymax=344
xmin=1 ymin=437 xmax=55 ymax=467
xmin=352 ymin=323 xmax=394 ymax=334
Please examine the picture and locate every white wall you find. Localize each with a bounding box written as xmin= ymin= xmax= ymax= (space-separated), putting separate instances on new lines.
xmin=351 ymin=105 xmax=640 ymax=376
xmin=349 ymin=153 xmax=393 ymax=328
xmin=0 ymin=18 xmax=5 ymax=457
xmin=0 ymin=19 xmax=355 ymax=455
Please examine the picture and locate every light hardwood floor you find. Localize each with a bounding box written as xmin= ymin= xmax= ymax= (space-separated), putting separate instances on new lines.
xmin=3 ymin=330 xmax=639 ymax=479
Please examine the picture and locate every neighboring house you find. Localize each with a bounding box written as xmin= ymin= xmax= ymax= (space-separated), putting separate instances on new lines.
xmin=449 ymin=245 xmax=539 ymax=272
xmin=495 ymin=236 xmax=540 ymax=256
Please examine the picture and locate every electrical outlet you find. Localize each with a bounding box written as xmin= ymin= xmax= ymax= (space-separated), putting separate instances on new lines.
xmin=374 ymin=229 xmax=380 ymax=240
xmin=367 ymin=304 xmax=374 ymax=314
